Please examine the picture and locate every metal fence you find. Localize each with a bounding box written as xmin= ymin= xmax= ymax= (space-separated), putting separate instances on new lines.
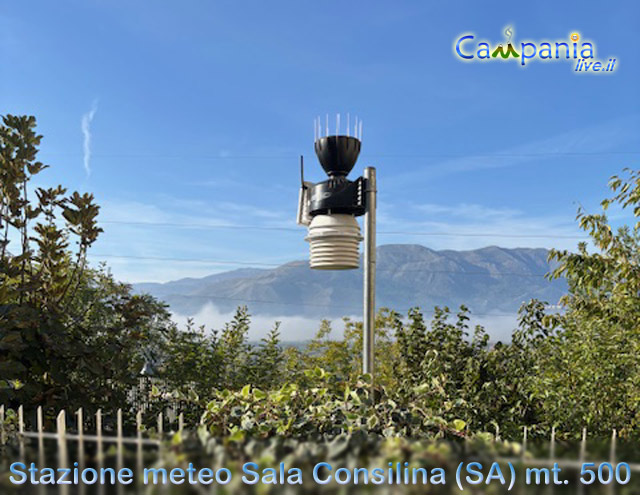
xmin=2 ymin=405 xmax=640 ymax=494
xmin=497 ymin=426 xmax=640 ymax=495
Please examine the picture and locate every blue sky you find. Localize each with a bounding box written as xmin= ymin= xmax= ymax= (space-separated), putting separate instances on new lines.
xmin=2 ymin=1 xmax=639 ymax=285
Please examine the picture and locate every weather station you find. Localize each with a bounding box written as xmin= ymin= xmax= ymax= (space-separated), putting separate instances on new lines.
xmin=296 ymin=115 xmax=377 ymax=379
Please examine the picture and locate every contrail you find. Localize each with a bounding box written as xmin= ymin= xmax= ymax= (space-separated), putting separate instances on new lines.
xmin=81 ymin=100 xmax=98 ymax=177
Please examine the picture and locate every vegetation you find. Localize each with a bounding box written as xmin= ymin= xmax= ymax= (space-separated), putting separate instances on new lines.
xmin=541 ymin=169 xmax=640 ymax=434
xmin=2 ymin=115 xmax=640 ymax=442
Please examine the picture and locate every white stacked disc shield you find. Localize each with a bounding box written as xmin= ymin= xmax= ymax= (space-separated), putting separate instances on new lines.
xmin=305 ymin=214 xmax=362 ymax=269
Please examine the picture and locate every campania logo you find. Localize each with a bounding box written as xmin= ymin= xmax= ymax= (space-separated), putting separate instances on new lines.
xmin=454 ymin=27 xmax=617 ymax=73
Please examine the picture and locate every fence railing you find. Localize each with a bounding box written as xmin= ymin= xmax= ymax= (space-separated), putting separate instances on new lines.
xmin=495 ymin=426 xmax=640 ymax=495
xmin=2 ymin=404 xmax=178 ymax=494
xmin=3 ymin=405 xmax=640 ymax=494
xmin=498 ymin=425 xmax=640 ymax=470
xmin=2 ymin=404 xmax=182 ymax=444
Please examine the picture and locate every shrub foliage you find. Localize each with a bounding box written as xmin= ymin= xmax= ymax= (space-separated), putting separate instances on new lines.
xmin=2 ymin=115 xmax=640 ymax=439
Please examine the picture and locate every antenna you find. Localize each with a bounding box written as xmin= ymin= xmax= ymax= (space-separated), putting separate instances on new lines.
xmin=296 ymin=113 xmax=378 ymax=385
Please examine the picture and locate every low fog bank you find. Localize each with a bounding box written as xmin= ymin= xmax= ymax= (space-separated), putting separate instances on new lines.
xmin=171 ymin=303 xmax=519 ymax=343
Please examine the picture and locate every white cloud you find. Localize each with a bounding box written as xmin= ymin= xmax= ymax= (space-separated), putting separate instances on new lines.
xmin=470 ymin=313 xmax=519 ymax=342
xmin=98 ymin=198 xmax=233 ymax=226
xmin=387 ymin=115 xmax=640 ymax=186
xmin=81 ymin=100 xmax=98 ymax=177
xmin=413 ymin=203 xmax=521 ymax=220
xmin=377 ymin=200 xmax=586 ymax=252
xmin=89 ymin=197 xmax=305 ymax=283
xmin=89 ymin=195 xmax=586 ymax=284
xmin=214 ymin=200 xmax=287 ymax=220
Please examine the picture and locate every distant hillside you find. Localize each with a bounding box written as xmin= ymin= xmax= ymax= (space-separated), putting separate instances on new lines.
xmin=133 ymin=244 xmax=566 ymax=319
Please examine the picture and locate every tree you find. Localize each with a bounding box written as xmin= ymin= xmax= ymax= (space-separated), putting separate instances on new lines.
xmin=250 ymin=322 xmax=285 ymax=389
xmin=540 ymin=168 xmax=640 ymax=435
xmin=0 ymin=115 xmax=172 ymax=412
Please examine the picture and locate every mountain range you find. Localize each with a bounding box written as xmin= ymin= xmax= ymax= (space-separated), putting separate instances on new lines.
xmin=133 ymin=244 xmax=566 ymax=320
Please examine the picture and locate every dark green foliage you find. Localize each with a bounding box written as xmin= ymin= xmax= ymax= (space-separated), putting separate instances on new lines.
xmin=0 ymin=115 xmax=172 ymax=413
xmin=3 ymin=114 xmax=640 ymax=441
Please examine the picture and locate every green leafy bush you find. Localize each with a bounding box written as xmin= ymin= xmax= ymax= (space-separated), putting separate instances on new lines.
xmin=3 ymin=114 xmax=640 ymax=441
xmin=200 ymin=371 xmax=467 ymax=442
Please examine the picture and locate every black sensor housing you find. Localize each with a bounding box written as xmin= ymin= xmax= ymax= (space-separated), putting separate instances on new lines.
xmin=308 ymin=135 xmax=366 ymax=217
xmin=314 ymin=135 xmax=361 ymax=178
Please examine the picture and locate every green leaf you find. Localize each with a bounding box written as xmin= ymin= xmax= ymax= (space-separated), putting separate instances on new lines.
xmin=241 ymin=384 xmax=251 ymax=398
xmin=228 ymin=428 xmax=245 ymax=442
xmin=452 ymin=419 xmax=466 ymax=432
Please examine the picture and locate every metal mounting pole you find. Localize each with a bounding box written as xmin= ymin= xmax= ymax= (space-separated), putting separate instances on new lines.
xmin=363 ymin=167 xmax=376 ymax=379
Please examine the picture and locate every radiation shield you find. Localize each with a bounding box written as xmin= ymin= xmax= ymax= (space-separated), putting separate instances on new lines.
xmin=304 ymin=214 xmax=362 ymax=270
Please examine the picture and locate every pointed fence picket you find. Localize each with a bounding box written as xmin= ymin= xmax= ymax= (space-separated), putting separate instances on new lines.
xmin=497 ymin=425 xmax=640 ymax=495
xmin=0 ymin=404 xmax=5 ymax=445
xmin=5 ymin=405 xmax=640 ymax=494
xmin=5 ymin=404 xmax=179 ymax=491
xmin=9 ymin=403 xmax=167 ymax=465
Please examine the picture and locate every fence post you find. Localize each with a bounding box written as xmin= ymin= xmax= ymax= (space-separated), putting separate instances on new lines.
xmin=577 ymin=428 xmax=587 ymax=495
xmin=608 ymin=429 xmax=617 ymax=495
xmin=117 ymin=408 xmax=124 ymax=462
xmin=117 ymin=408 xmax=123 ymax=439
xmin=96 ymin=409 xmax=104 ymax=495
xmin=117 ymin=409 xmax=124 ymax=495
xmin=580 ymin=428 xmax=587 ymax=460
xmin=522 ymin=426 xmax=528 ymax=460
xmin=610 ymin=429 xmax=617 ymax=463
xmin=1 ymin=405 xmax=5 ymax=445
xmin=157 ymin=411 xmax=164 ymax=461
xmin=36 ymin=406 xmax=43 ymax=436
xmin=56 ymin=410 xmax=66 ymax=441
xmin=548 ymin=426 xmax=556 ymax=495
xmin=36 ymin=407 xmax=45 ymax=495
xmin=136 ymin=410 xmax=142 ymax=440
xmin=57 ymin=410 xmax=69 ymax=495
xmin=179 ymin=412 xmax=184 ymax=435
xmin=18 ymin=405 xmax=25 ymax=462
xmin=76 ymin=408 xmax=86 ymax=495
xmin=76 ymin=408 xmax=84 ymax=438
xmin=136 ymin=410 xmax=143 ymax=486
xmin=96 ymin=409 xmax=103 ymax=464
xmin=37 ymin=406 xmax=44 ymax=471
